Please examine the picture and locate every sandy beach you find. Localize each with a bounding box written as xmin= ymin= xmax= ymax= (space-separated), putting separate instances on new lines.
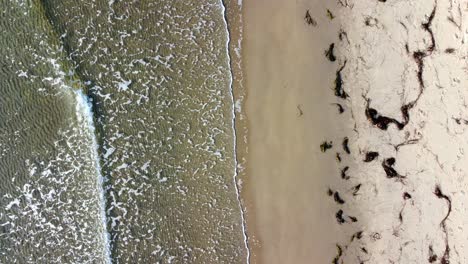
xmin=241 ymin=1 xmax=349 ymax=262
xmin=240 ymin=0 xmax=467 ymax=263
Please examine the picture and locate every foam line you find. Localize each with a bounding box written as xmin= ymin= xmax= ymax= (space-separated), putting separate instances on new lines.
xmin=74 ymin=90 xmax=112 ymax=263
xmin=219 ymin=1 xmax=251 ymax=263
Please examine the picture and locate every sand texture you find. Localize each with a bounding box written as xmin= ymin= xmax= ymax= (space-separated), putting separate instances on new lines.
xmin=242 ymin=0 xmax=467 ymax=263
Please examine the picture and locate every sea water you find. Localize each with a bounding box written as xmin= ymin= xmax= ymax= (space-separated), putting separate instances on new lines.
xmin=0 ymin=0 xmax=246 ymax=263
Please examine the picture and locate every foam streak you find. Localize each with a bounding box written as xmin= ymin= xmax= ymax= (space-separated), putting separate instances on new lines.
xmin=219 ymin=1 xmax=251 ymax=263
xmin=74 ymin=90 xmax=112 ymax=264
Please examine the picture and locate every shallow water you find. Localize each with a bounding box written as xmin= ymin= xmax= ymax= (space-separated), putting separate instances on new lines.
xmin=0 ymin=0 xmax=246 ymax=262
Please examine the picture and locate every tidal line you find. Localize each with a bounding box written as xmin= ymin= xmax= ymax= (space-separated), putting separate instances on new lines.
xmin=219 ymin=1 xmax=251 ymax=263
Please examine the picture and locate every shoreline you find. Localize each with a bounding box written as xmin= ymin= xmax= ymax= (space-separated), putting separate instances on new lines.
xmin=222 ymin=0 xmax=251 ymax=262
xmin=224 ymin=0 xmax=254 ymax=262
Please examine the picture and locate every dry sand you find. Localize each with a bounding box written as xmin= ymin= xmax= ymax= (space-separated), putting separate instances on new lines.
xmin=241 ymin=0 xmax=467 ymax=263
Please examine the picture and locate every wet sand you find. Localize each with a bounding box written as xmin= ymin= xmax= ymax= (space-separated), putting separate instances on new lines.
xmin=241 ymin=0 xmax=348 ymax=263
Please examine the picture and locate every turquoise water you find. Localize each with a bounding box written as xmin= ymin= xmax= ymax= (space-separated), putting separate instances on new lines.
xmin=0 ymin=0 xmax=246 ymax=262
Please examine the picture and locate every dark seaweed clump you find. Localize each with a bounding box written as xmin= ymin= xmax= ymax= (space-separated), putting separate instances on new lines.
xmin=334 ymin=61 xmax=348 ymax=99
xmin=403 ymin=192 xmax=412 ymax=200
xmin=327 ymin=9 xmax=335 ymax=20
xmin=304 ymin=10 xmax=317 ymax=26
xmin=336 ymin=210 xmax=346 ymax=224
xmin=364 ymin=151 xmax=379 ymax=162
xmin=341 ymin=166 xmax=350 ymax=180
xmin=325 ymin=43 xmax=336 ymax=62
xmin=320 ymin=141 xmax=333 ymax=152
xmin=334 ymin=192 xmax=345 ymax=204
xmin=342 ymin=137 xmax=350 ymax=154
xmin=365 ymin=107 xmax=404 ymax=130
xmin=352 ymin=184 xmax=361 ymax=196
xmin=382 ymin=157 xmax=402 ymax=179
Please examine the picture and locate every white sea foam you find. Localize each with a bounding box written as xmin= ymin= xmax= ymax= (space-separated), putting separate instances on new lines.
xmin=5 ymin=199 xmax=20 ymax=210
xmin=74 ymin=90 xmax=112 ymax=264
xmin=117 ymin=79 xmax=132 ymax=91
xmin=219 ymin=1 xmax=251 ymax=262
xmin=103 ymin=147 xmax=115 ymax=159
